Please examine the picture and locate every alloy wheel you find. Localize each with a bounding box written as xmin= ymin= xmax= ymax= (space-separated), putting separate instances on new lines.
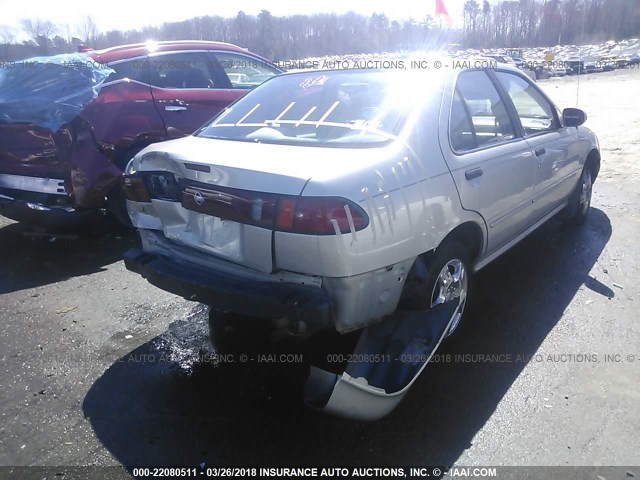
xmin=430 ymin=259 xmax=468 ymax=337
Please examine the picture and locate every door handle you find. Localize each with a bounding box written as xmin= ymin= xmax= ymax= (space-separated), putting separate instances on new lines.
xmin=465 ymin=168 xmax=483 ymax=181
xmin=164 ymin=105 xmax=188 ymax=112
xmin=535 ymin=148 xmax=546 ymax=157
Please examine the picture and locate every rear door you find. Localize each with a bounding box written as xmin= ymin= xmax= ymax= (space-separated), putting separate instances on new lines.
xmin=147 ymin=51 xmax=246 ymax=138
xmin=83 ymin=56 xmax=166 ymax=165
xmin=439 ymin=70 xmax=537 ymax=254
xmin=493 ymin=71 xmax=578 ymax=221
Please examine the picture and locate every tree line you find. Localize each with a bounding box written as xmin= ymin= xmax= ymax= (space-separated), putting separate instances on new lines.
xmin=463 ymin=0 xmax=640 ymax=48
xmin=0 ymin=11 xmax=443 ymax=62
xmin=0 ymin=1 xmax=639 ymax=62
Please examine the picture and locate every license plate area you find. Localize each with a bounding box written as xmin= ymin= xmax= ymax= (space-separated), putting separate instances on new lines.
xmin=199 ymin=213 xmax=239 ymax=247
xmin=163 ymin=211 xmax=244 ymax=263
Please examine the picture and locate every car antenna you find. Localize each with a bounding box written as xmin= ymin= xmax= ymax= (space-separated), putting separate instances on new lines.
xmin=576 ymin=5 xmax=588 ymax=107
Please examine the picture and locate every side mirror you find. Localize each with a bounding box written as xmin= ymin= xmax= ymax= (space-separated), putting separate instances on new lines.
xmin=563 ymin=108 xmax=587 ymax=127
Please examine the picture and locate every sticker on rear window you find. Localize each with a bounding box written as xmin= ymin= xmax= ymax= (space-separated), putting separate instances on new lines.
xmin=299 ymin=75 xmax=330 ymax=89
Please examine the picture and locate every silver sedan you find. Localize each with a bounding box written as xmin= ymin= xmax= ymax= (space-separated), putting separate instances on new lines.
xmin=123 ymin=64 xmax=600 ymax=420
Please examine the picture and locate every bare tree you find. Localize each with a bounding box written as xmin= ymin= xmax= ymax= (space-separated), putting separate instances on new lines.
xmin=77 ymin=16 xmax=99 ymax=47
xmin=0 ymin=26 xmax=16 ymax=60
xmin=21 ymin=18 xmax=58 ymax=53
xmin=21 ymin=18 xmax=57 ymax=42
xmin=0 ymin=26 xmax=16 ymax=45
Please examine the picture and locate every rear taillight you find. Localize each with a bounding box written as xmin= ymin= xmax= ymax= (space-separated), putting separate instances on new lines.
xmin=147 ymin=173 xmax=180 ymax=201
xmin=275 ymin=197 xmax=296 ymax=230
xmin=129 ymin=175 xmax=369 ymax=236
xmin=276 ymin=196 xmax=369 ymax=235
xmin=122 ymin=174 xmax=151 ymax=203
xmin=123 ymin=172 xmax=180 ymax=203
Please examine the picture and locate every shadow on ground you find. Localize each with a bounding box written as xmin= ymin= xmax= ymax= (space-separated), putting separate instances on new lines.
xmin=0 ymin=219 xmax=137 ymax=294
xmin=83 ymin=209 xmax=613 ymax=466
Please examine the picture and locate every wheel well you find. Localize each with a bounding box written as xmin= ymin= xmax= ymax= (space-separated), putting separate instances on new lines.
xmin=113 ymin=139 xmax=159 ymax=171
xmin=586 ymin=149 xmax=601 ymax=181
xmin=400 ymin=221 xmax=484 ymax=308
xmin=439 ymin=222 xmax=484 ymax=265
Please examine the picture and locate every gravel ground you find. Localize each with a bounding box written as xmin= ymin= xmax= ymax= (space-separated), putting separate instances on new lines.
xmin=0 ymin=67 xmax=638 ymax=474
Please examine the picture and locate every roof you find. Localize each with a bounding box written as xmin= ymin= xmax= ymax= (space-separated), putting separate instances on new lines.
xmin=92 ymin=40 xmax=254 ymax=64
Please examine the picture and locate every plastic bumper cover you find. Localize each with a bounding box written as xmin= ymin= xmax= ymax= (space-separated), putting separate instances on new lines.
xmin=124 ymin=248 xmax=333 ymax=335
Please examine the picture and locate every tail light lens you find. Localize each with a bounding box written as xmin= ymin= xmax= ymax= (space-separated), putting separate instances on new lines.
xmin=122 ymin=174 xmax=151 ymax=203
xmin=147 ymin=173 xmax=180 ymax=201
xmin=275 ymin=197 xmax=296 ymax=230
xmin=126 ymin=175 xmax=369 ymax=236
xmin=277 ymin=196 xmax=369 ymax=235
xmin=123 ymin=172 xmax=180 ymax=203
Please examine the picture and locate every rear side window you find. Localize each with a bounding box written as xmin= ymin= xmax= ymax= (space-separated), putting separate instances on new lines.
xmin=450 ymin=90 xmax=476 ymax=151
xmin=450 ymin=70 xmax=516 ymax=152
xmin=495 ymin=71 xmax=559 ymax=135
xmin=214 ymin=52 xmax=279 ymax=89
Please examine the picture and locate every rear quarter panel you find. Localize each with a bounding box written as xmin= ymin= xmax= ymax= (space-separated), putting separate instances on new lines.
xmin=274 ymin=87 xmax=487 ymax=278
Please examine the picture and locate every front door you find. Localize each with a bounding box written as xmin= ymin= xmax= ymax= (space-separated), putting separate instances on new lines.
xmin=493 ymin=71 xmax=578 ymax=221
xmin=147 ymin=51 xmax=245 ymax=138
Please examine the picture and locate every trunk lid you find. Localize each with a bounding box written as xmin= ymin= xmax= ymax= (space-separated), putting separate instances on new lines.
xmin=135 ymin=135 xmax=392 ymax=191
xmin=133 ymin=136 xmax=389 ymax=273
xmin=134 ymin=137 xmax=314 ymax=273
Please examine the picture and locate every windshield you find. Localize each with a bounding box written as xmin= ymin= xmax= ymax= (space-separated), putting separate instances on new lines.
xmin=197 ymin=71 xmax=413 ymax=147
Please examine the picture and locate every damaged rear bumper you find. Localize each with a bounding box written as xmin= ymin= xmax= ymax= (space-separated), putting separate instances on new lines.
xmin=306 ymin=367 xmax=408 ymax=420
xmin=124 ymin=248 xmax=334 ymax=335
xmin=0 ymin=192 xmax=101 ymax=227
xmin=304 ymin=303 xmax=458 ymax=420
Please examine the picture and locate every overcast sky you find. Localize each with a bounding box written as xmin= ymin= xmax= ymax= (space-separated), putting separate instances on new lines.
xmin=0 ymin=0 xmax=466 ymax=40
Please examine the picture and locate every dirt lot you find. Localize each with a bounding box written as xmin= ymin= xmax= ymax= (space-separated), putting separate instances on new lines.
xmin=0 ymin=67 xmax=639 ymax=473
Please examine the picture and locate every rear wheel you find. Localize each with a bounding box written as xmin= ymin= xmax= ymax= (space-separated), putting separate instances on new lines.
xmin=402 ymin=240 xmax=471 ymax=339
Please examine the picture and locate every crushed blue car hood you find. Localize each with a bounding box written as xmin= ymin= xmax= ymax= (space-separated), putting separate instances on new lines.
xmin=0 ymin=53 xmax=114 ymax=132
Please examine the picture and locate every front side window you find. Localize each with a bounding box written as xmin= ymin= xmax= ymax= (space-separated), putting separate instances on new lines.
xmin=197 ymin=71 xmax=415 ymax=148
xmin=146 ymin=52 xmax=217 ymax=89
xmin=214 ymin=52 xmax=279 ymax=89
xmin=450 ymin=70 xmax=516 ymax=152
xmin=495 ymin=71 xmax=559 ymax=135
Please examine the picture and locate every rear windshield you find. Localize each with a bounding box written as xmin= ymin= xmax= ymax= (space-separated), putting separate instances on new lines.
xmin=197 ymin=71 xmax=412 ymax=148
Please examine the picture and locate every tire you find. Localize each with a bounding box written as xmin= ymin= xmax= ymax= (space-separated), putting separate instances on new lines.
xmin=106 ymin=145 xmax=148 ymax=228
xmin=401 ymin=240 xmax=472 ymax=339
xmin=564 ymin=162 xmax=594 ymax=226
xmin=106 ymin=182 xmax=132 ymax=228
